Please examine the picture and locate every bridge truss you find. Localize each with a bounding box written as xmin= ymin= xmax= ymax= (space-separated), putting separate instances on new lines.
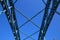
xmin=0 ymin=0 xmax=60 ymax=40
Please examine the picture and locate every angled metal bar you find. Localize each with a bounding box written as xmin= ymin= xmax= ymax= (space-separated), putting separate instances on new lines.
xmin=42 ymin=0 xmax=60 ymax=39
xmin=24 ymin=30 xmax=39 ymax=40
xmin=38 ymin=0 xmax=51 ymax=40
xmin=0 ymin=0 xmax=17 ymax=40
xmin=20 ymin=30 xmax=35 ymax=40
xmin=0 ymin=0 xmax=20 ymax=40
xmin=42 ymin=0 xmax=46 ymax=5
xmin=18 ymin=8 xmax=45 ymax=28
xmin=38 ymin=0 xmax=60 ymax=40
xmin=15 ymin=7 xmax=40 ymax=28
xmin=8 ymin=0 xmax=20 ymax=40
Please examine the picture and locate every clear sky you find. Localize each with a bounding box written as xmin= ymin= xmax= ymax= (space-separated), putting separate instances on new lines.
xmin=0 ymin=0 xmax=60 ymax=40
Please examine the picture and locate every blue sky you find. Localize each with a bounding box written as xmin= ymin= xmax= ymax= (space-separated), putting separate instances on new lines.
xmin=0 ymin=0 xmax=60 ymax=40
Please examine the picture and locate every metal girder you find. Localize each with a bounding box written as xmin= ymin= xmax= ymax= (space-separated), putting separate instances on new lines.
xmin=8 ymin=0 xmax=20 ymax=40
xmin=38 ymin=0 xmax=60 ymax=40
xmin=0 ymin=0 xmax=20 ymax=40
xmin=38 ymin=0 xmax=51 ymax=40
xmin=42 ymin=0 xmax=60 ymax=37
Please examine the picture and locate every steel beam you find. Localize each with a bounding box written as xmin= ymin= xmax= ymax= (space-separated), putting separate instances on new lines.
xmin=38 ymin=0 xmax=60 ymax=40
